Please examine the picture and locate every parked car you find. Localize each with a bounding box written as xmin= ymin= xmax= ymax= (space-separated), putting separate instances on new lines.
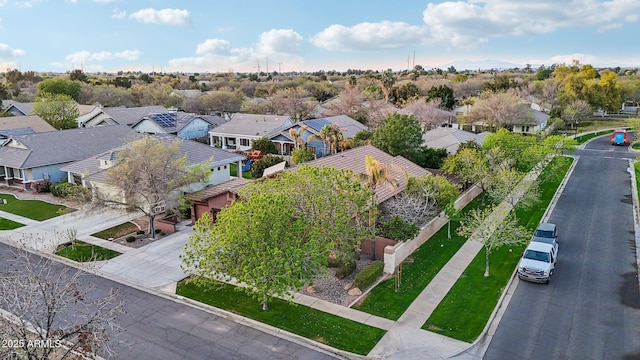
xmin=517 ymin=241 xmax=558 ymax=284
xmin=610 ymin=129 xmax=629 ymax=146
xmin=532 ymin=222 xmax=558 ymax=245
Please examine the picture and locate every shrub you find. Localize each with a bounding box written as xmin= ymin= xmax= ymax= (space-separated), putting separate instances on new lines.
xmin=136 ymin=230 xmax=145 ymax=235
xmin=335 ymin=260 xmax=356 ymax=279
xmin=32 ymin=180 xmax=51 ymax=193
xmin=250 ymin=155 xmax=285 ymax=178
xmin=354 ymin=261 xmax=384 ymax=290
xmin=154 ymin=228 xmax=161 ymax=234
xmin=376 ymin=215 xmax=420 ymax=242
xmin=327 ymin=256 xmax=341 ymax=268
xmin=50 ymin=181 xmax=91 ymax=200
xmin=125 ymin=236 xmax=136 ymax=243
xmin=251 ymin=137 xmax=278 ymax=154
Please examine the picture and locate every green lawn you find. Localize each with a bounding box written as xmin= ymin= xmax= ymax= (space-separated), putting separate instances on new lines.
xmin=176 ymin=277 xmax=386 ymax=355
xmin=0 ymin=193 xmax=68 ymax=221
xmin=0 ymin=217 xmax=24 ymax=230
xmin=422 ymin=156 xmax=573 ymax=342
xmin=229 ymin=162 xmax=254 ymax=179
xmin=91 ymin=222 xmax=139 ymax=239
xmin=55 ymin=241 xmax=121 ymax=262
xmin=574 ymin=131 xmax=610 ymax=144
xmin=353 ymin=196 xmax=487 ymax=320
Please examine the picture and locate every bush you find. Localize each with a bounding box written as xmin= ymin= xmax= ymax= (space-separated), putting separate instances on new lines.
xmin=136 ymin=230 xmax=145 ymax=235
xmin=327 ymin=256 xmax=341 ymax=268
xmin=250 ymin=155 xmax=286 ymax=178
xmin=251 ymin=137 xmax=278 ymax=154
xmin=50 ymin=181 xmax=91 ymax=200
xmin=125 ymin=236 xmax=136 ymax=243
xmin=335 ymin=260 xmax=356 ymax=279
xmin=154 ymin=228 xmax=162 ymax=234
xmin=354 ymin=261 xmax=384 ymax=290
xmin=376 ymin=215 xmax=420 ymax=242
xmin=32 ymin=180 xmax=51 ymax=193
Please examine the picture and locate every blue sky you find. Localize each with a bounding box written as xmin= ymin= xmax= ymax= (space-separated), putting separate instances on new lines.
xmin=1 ymin=0 xmax=640 ymax=73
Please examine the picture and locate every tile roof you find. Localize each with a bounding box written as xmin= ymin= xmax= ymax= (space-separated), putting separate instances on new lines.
xmin=299 ymin=144 xmax=430 ymax=203
xmin=187 ymin=178 xmax=249 ymax=202
xmin=0 ymin=115 xmax=56 ymax=133
xmin=0 ymin=125 xmax=136 ymax=169
xmin=209 ymin=113 xmax=292 ymax=137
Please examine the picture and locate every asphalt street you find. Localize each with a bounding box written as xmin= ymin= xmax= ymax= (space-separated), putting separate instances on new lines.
xmin=0 ymin=242 xmax=341 ymax=360
xmin=484 ymin=134 xmax=640 ymax=359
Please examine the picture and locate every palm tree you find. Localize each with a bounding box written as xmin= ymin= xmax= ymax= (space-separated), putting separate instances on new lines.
xmin=308 ymin=124 xmax=332 ymax=156
xmin=364 ymin=155 xmax=399 ymax=260
xmin=288 ymin=128 xmax=304 ymax=150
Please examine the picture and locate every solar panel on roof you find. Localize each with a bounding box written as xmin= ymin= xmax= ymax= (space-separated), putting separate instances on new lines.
xmin=151 ymin=113 xmax=176 ymax=127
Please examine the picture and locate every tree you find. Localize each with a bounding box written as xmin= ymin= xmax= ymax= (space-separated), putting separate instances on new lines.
xmin=182 ymin=165 xmax=372 ymax=310
xmin=561 ymin=99 xmax=592 ymax=129
xmin=101 ymin=136 xmax=212 ymax=238
xmin=32 ymin=93 xmax=79 ymax=130
xmin=371 ymin=113 xmax=424 ymax=162
xmin=201 ymin=90 xmax=244 ymax=118
xmin=269 ymin=87 xmax=316 ymax=121
xmin=365 ymin=155 xmax=400 ymax=259
xmin=467 ymin=91 xmax=535 ymax=130
xmin=379 ymin=69 xmax=396 ymax=103
xmin=0 ymin=243 xmax=123 ymax=359
xmin=290 ymin=145 xmax=315 ymax=164
xmin=250 ymin=155 xmax=285 ymax=178
xmin=376 ymin=215 xmax=419 ymax=242
xmin=382 ymin=174 xmax=458 ymax=227
xmin=442 ymin=147 xmax=491 ymax=205
xmin=426 ymin=85 xmax=455 ymax=110
xmin=487 ymin=168 xmax=540 ymax=212
xmin=250 ymin=137 xmax=278 ymax=154
xmin=37 ymin=78 xmax=82 ymax=101
xmin=457 ymin=206 xmax=529 ymax=276
xmin=412 ymin=147 xmax=449 ymax=169
xmin=68 ymin=69 xmax=88 ymax=83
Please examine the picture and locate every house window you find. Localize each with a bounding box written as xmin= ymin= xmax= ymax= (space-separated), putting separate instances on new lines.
xmin=240 ymin=138 xmax=250 ymax=147
xmin=217 ymin=167 xmax=221 ymax=171
xmin=524 ymin=126 xmax=530 ymax=132
xmin=224 ymin=165 xmax=227 ymax=169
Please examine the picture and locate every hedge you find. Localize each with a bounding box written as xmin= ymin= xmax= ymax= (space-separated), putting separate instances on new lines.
xmin=354 ymin=261 xmax=384 ymax=289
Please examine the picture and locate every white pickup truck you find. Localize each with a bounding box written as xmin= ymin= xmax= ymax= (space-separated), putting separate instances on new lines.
xmin=517 ymin=223 xmax=559 ymax=284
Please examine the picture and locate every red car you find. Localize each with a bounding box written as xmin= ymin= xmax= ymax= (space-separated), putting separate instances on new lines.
xmin=611 ymin=129 xmax=629 ymax=146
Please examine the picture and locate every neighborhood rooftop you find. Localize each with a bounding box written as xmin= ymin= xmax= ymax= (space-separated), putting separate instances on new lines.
xmin=300 ymin=144 xmax=431 ymax=203
xmin=0 ymin=125 xmax=136 ymax=169
xmin=211 ymin=113 xmax=291 ymax=137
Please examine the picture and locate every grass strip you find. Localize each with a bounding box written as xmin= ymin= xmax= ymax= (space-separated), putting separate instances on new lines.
xmin=177 ymin=277 xmax=386 ymax=355
xmin=0 ymin=193 xmax=68 ymax=221
xmin=56 ymin=241 xmax=121 ymax=262
xmin=91 ymin=222 xmax=139 ymax=240
xmin=352 ymin=196 xmax=486 ymax=320
xmin=422 ymin=156 xmax=573 ymax=342
xmin=0 ymin=217 xmax=24 ymax=230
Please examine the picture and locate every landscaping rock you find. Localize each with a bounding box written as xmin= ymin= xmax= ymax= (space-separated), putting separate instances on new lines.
xmin=343 ymin=282 xmax=354 ymax=291
xmin=306 ymin=285 xmax=315 ymax=294
xmin=347 ymin=287 xmax=362 ymax=296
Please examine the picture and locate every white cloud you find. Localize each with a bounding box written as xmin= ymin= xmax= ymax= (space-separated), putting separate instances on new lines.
xmin=64 ymin=49 xmax=141 ymax=64
xmin=0 ymin=0 xmax=7 ymax=6
xmin=0 ymin=42 xmax=25 ymax=57
xmin=169 ymin=31 xmax=305 ymax=72
xmin=196 ymin=39 xmax=233 ymax=56
xmin=111 ymin=8 xmax=126 ymax=19
xmin=422 ymin=0 xmax=640 ymax=48
xmin=311 ymin=21 xmax=428 ymax=51
xmin=129 ymin=8 xmax=191 ymax=26
xmin=256 ymin=29 xmax=303 ymax=55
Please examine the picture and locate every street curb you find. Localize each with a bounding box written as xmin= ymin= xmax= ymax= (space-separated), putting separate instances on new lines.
xmin=0 ymin=241 xmax=358 ymax=360
xmin=626 ymin=159 xmax=640 ymax=299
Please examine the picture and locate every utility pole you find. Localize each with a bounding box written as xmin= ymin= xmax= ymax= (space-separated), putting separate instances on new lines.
xmin=266 ymin=56 xmax=269 ymax=73
xmin=254 ymin=59 xmax=260 ymax=73
xmin=278 ymin=62 xmax=283 ymax=73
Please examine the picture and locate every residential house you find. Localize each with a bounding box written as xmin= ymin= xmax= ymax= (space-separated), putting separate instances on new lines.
xmin=267 ymin=115 xmax=367 ymax=157
xmin=209 ymin=113 xmax=293 ymax=151
xmin=130 ymin=112 xmax=226 ymax=140
xmin=0 ymin=115 xmax=56 ymax=139
xmin=60 ymin=134 xmax=246 ymax=207
xmin=300 ymin=144 xmax=431 ymax=204
xmin=0 ymin=125 xmax=136 ymax=189
xmin=398 ymin=100 xmax=457 ymax=129
xmin=186 ymin=177 xmax=249 ymax=224
xmin=422 ymin=127 xmax=488 ymax=154
xmin=2 ymin=100 xmax=96 ymax=118
xmin=512 ymin=108 xmax=551 ymax=135
xmin=100 ymin=106 xmax=169 ymax=126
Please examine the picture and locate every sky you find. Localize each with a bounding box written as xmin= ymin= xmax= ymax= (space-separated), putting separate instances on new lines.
xmin=1 ymin=0 xmax=640 ymax=74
